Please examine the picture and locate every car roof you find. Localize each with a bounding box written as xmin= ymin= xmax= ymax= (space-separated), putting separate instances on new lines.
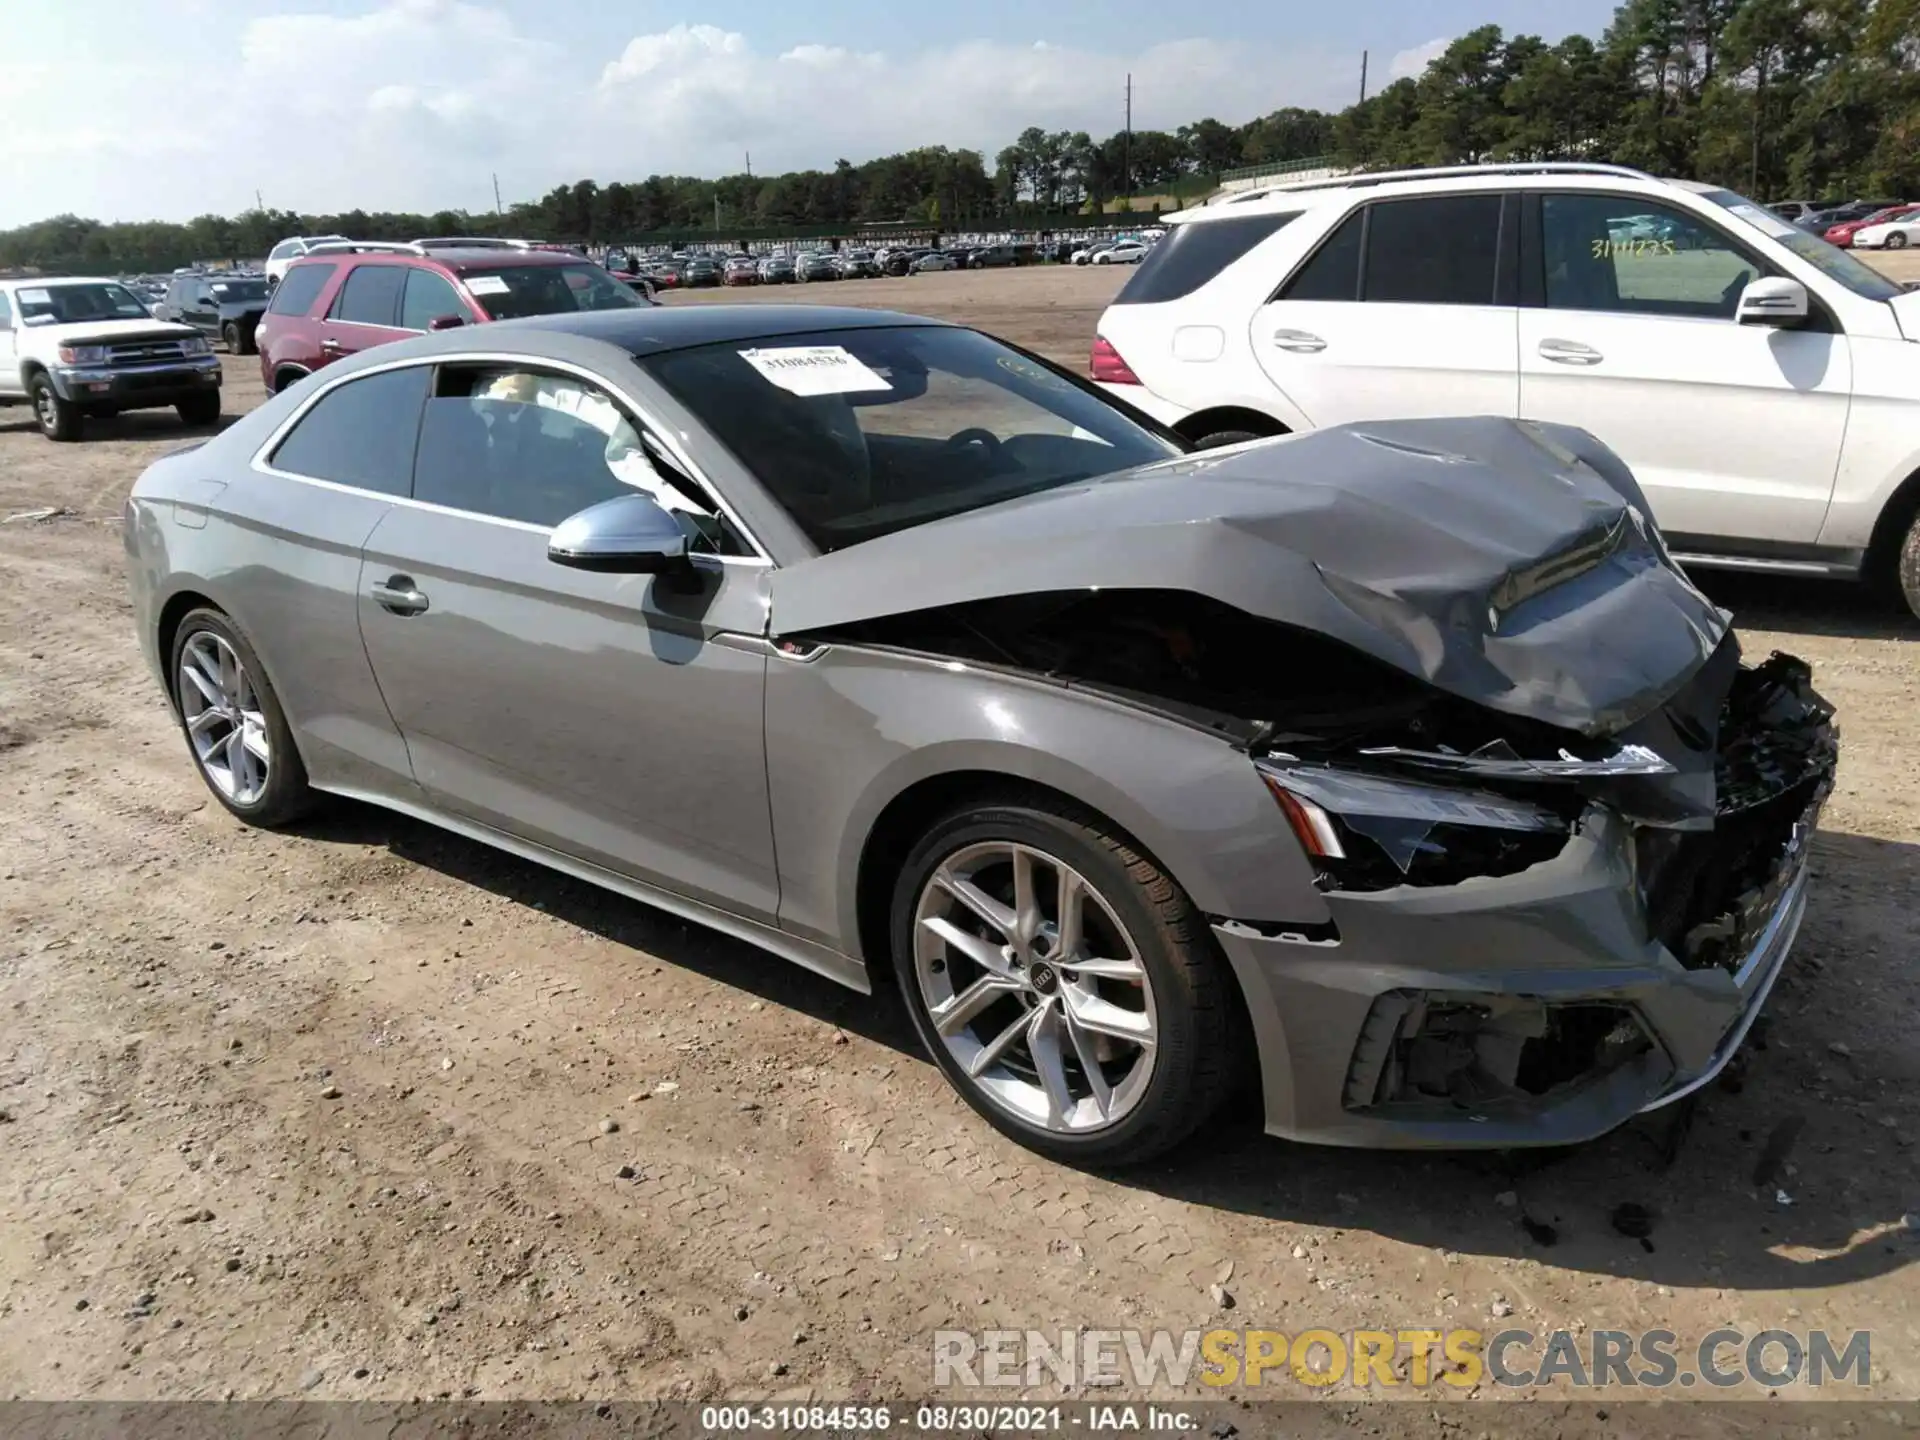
xmin=516 ymin=305 xmax=952 ymax=355
xmin=1169 ymin=163 xmax=1709 ymax=225
xmin=287 ymin=248 xmax=583 ymax=273
xmin=306 ymin=306 xmax=955 ymax=381
xmin=4 ymin=275 xmax=123 ymax=288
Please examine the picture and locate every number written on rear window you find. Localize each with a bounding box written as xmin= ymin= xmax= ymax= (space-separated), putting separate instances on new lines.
xmin=268 ymin=367 xmax=430 ymax=496
xmin=267 ymin=264 xmax=337 ymax=317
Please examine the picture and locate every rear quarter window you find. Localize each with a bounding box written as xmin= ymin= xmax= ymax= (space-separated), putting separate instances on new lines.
xmin=1112 ymin=213 xmax=1301 ymax=304
xmin=268 ymin=366 xmax=430 ymax=496
xmin=268 ymin=263 xmax=337 ymax=317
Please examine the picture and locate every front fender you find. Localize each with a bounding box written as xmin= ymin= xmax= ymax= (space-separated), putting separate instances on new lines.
xmin=764 ymin=643 xmax=1330 ymax=959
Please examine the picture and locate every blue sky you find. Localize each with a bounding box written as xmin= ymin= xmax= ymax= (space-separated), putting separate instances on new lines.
xmin=1 ymin=0 xmax=1621 ymax=226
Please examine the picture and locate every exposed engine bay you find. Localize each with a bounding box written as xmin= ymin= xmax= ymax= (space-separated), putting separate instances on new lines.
xmin=820 ymin=588 xmax=1838 ymax=962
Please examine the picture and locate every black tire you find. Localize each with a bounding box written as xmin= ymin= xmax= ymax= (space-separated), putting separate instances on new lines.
xmin=272 ymin=368 xmax=304 ymax=395
xmin=176 ymin=391 xmax=221 ymax=427
xmin=1192 ymin=429 xmax=1268 ymax=451
xmin=889 ymin=794 xmax=1241 ymax=1167
xmin=30 ymin=374 xmax=80 ymax=442
xmin=169 ymin=607 xmax=316 ymax=827
xmin=222 ymin=323 xmax=241 ymax=353
xmin=1888 ymin=232 xmax=1910 ymax=250
xmin=1898 ymin=509 xmax=1920 ymax=621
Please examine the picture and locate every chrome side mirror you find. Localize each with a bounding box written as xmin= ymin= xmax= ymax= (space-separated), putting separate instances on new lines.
xmin=1735 ymin=276 xmax=1810 ymax=326
xmin=548 ymin=492 xmax=692 ymax=577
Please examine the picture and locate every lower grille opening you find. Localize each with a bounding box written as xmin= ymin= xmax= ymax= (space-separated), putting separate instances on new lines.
xmin=1343 ymin=993 xmax=1656 ymax=1114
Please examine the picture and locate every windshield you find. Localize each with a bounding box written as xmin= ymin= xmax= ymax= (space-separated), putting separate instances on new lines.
xmin=210 ymin=279 xmax=268 ymax=301
xmin=14 ymin=282 xmax=153 ymax=324
xmin=641 ymin=325 xmax=1183 ymax=552
xmin=1699 ymin=188 xmax=1906 ymax=302
xmin=461 ymin=263 xmax=645 ymax=320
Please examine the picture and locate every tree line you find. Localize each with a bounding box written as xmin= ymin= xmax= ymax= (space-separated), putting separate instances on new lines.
xmin=3 ymin=0 xmax=1914 ymax=274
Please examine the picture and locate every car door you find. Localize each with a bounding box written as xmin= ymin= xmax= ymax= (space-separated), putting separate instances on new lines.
xmin=1516 ymin=191 xmax=1851 ymax=547
xmin=192 ymin=281 xmax=225 ymax=338
xmin=355 ymin=359 xmax=781 ymax=920
xmin=236 ymin=363 xmax=430 ymax=791
xmin=319 ymin=262 xmax=410 ymax=368
xmin=0 ymin=291 xmax=18 ymax=396
xmin=1250 ymin=192 xmax=1521 ymax=427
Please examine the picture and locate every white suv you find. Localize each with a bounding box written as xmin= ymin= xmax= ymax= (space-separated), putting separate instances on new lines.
xmin=264 ymin=234 xmax=350 ymax=285
xmin=1092 ymin=162 xmax=1920 ymax=616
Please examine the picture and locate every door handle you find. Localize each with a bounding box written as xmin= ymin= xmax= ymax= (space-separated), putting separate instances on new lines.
xmin=369 ymin=574 xmax=429 ymax=616
xmin=320 ymin=337 xmax=345 ymax=353
xmin=1271 ymin=328 xmax=1328 ymax=353
xmin=1538 ymin=338 xmax=1604 ymax=365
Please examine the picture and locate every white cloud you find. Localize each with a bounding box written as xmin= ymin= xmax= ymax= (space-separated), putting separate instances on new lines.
xmin=1387 ymin=36 xmax=1453 ymax=82
xmin=0 ymin=0 xmax=1360 ymax=227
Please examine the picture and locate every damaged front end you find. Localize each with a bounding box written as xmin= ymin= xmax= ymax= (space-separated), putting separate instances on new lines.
xmin=819 ymin=590 xmax=1836 ymax=1147
xmin=1248 ymin=648 xmax=1836 ymax=1142
xmin=775 ymin=418 xmax=1838 ymax=1145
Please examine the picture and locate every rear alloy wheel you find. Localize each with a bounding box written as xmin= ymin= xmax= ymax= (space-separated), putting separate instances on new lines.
xmin=30 ymin=374 xmax=80 ymax=442
xmin=1887 ymin=232 xmax=1910 ymax=249
xmin=891 ymin=798 xmax=1239 ymax=1165
xmin=222 ymin=322 xmax=241 ymax=352
xmin=171 ymin=608 xmax=315 ymax=826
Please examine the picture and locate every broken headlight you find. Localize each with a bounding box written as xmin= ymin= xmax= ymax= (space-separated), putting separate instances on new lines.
xmin=1257 ymin=762 xmax=1573 ymax=892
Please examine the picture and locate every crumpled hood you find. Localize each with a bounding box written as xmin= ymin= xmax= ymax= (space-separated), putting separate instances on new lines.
xmin=769 ymin=416 xmax=1731 ymax=737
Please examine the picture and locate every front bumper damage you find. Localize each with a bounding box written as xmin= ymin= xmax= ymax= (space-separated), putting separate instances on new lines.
xmin=1213 ymin=652 xmax=1836 ymax=1149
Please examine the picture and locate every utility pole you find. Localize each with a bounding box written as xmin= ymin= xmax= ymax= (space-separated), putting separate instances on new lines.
xmin=745 ymin=151 xmax=752 ymax=179
xmin=1359 ymin=50 xmax=1369 ymax=105
xmin=714 ymin=193 xmax=721 ymax=232
xmin=254 ymin=189 xmax=264 ymax=213
xmin=1122 ymin=73 xmax=1132 ymax=208
xmin=492 ymin=173 xmax=503 ymax=215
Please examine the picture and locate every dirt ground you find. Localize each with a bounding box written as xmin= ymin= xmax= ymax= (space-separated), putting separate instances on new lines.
xmin=1 ymin=259 xmax=1917 ymax=1416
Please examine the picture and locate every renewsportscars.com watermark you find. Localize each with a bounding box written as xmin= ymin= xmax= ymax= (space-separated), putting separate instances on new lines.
xmin=933 ymin=1327 xmax=1873 ymax=1392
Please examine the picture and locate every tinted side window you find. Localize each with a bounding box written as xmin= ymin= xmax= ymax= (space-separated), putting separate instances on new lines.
xmin=0 ymin=293 xmax=11 ymax=329
xmin=1362 ymin=195 xmax=1502 ymax=306
xmin=1114 ymin=213 xmax=1300 ymax=305
xmin=1279 ymin=211 xmax=1362 ymax=300
xmin=400 ymin=269 xmax=465 ymax=331
xmin=330 ymin=265 xmax=406 ymax=326
xmin=269 ymin=241 xmax=297 ymax=260
xmin=267 ymin=263 xmax=336 ymax=317
xmin=1540 ymin=194 xmax=1760 ymax=320
xmin=269 ymin=367 xmax=430 ymax=496
xmin=413 ymin=366 xmax=748 ymax=552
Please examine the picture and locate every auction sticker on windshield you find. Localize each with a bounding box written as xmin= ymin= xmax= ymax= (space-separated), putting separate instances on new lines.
xmin=465 ymin=275 xmax=511 ymax=296
xmin=741 ymin=345 xmax=891 ymax=397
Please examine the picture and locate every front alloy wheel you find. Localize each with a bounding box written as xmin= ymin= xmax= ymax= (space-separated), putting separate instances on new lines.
xmin=913 ymin=842 xmax=1158 ymax=1134
xmin=892 ymin=797 xmax=1242 ymax=1165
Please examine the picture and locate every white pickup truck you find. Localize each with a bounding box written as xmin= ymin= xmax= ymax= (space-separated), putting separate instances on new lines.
xmin=0 ymin=276 xmax=223 ymax=441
